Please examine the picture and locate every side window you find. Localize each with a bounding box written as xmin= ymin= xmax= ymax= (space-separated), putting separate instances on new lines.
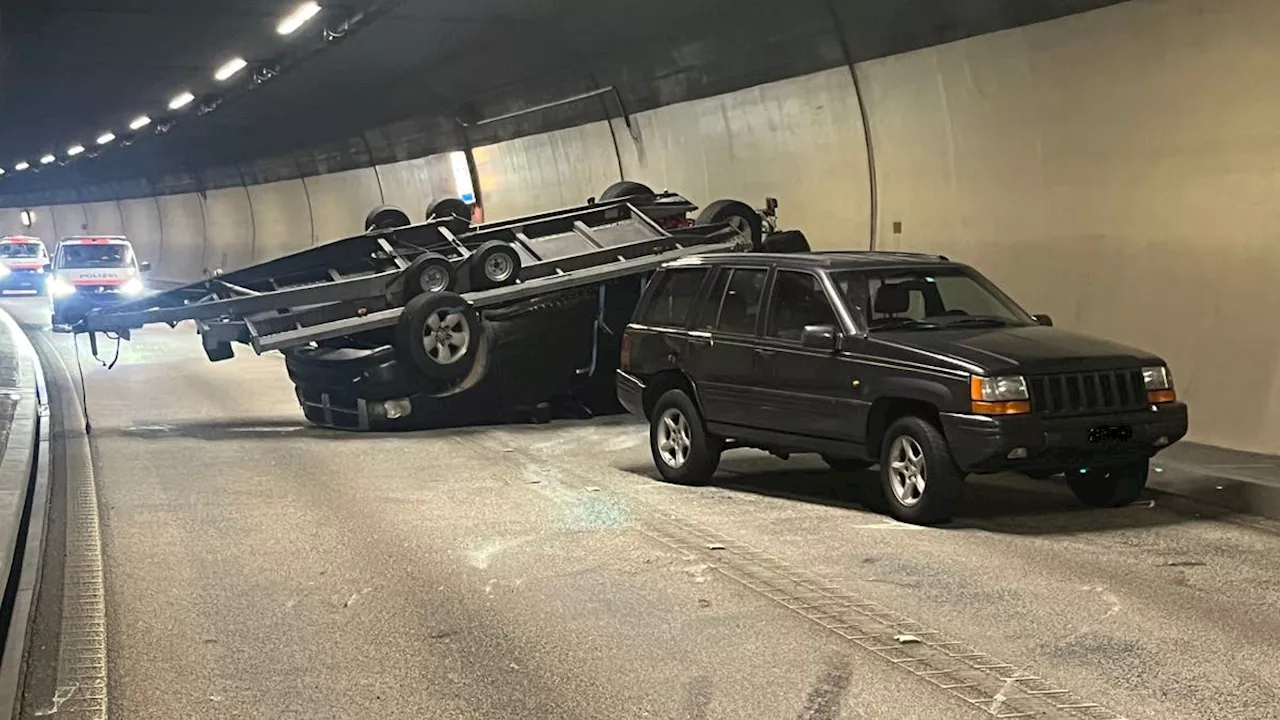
xmin=693 ymin=268 xmax=730 ymax=330
xmin=714 ymin=268 xmax=768 ymax=336
xmin=766 ymin=271 xmax=838 ymax=341
xmin=642 ymin=268 xmax=707 ymax=328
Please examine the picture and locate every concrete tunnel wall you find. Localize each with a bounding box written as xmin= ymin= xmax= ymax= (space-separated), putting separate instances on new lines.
xmin=0 ymin=0 xmax=1273 ymax=453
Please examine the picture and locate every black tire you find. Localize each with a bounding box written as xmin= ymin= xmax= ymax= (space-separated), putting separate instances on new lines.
xmin=696 ymin=199 xmax=763 ymax=250
xmin=599 ymin=181 xmax=654 ymax=201
xmin=427 ymin=197 xmax=471 ymax=223
xmin=878 ymin=416 xmax=963 ymax=525
xmin=401 ymin=252 xmax=455 ymax=302
xmin=365 ymin=205 xmax=411 ymax=232
xmin=1066 ymin=459 xmax=1149 ymax=507
xmin=395 ymin=292 xmax=481 ymax=381
xmin=469 ymin=241 xmax=521 ymax=289
xmin=762 ymin=229 xmax=811 ymax=254
xmin=649 ymin=389 xmax=723 ymax=486
xmin=823 ymin=455 xmax=872 ymax=473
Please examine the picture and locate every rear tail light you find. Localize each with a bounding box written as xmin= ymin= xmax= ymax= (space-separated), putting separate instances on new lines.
xmin=620 ymin=331 xmax=633 ymax=371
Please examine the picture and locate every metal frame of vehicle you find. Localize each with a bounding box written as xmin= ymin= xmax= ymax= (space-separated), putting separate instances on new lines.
xmin=80 ymin=193 xmax=753 ymax=358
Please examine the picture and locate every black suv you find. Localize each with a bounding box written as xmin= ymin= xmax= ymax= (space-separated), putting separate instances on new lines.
xmin=616 ymin=251 xmax=1189 ymax=525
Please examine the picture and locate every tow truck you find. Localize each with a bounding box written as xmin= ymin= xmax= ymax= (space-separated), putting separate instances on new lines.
xmin=78 ymin=186 xmax=799 ymax=429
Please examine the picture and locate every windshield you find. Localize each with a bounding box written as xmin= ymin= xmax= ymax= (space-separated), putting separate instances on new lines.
xmin=59 ymin=244 xmax=134 ymax=269
xmin=0 ymin=243 xmax=42 ymax=258
xmin=830 ymin=267 xmax=1034 ymax=332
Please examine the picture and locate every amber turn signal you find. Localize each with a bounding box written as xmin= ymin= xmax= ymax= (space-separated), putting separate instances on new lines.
xmin=971 ymin=400 xmax=1031 ymax=415
xmin=1148 ymin=389 xmax=1176 ymax=404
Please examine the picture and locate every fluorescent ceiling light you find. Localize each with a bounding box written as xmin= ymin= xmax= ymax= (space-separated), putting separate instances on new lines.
xmin=0 ymin=168 xmax=5 ymax=176
xmin=14 ymin=161 xmax=29 ymax=171
xmin=40 ymin=154 xmax=55 ymax=165
xmin=169 ymin=91 xmax=195 ymax=110
xmin=214 ymin=57 xmax=248 ymax=81
xmin=277 ymin=2 xmax=321 ymax=35
xmin=67 ymin=144 xmax=85 ymax=156
xmin=129 ymin=115 xmax=152 ymax=130
xmin=97 ymin=132 xmax=116 ymax=145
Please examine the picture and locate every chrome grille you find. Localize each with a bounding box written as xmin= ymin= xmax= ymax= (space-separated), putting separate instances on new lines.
xmin=1028 ymin=369 xmax=1146 ymax=417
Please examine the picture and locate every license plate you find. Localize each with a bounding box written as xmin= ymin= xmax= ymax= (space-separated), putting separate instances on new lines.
xmin=1088 ymin=425 xmax=1133 ymax=443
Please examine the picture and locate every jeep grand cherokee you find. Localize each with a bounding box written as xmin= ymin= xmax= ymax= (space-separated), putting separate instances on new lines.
xmin=616 ymin=251 xmax=1189 ymax=525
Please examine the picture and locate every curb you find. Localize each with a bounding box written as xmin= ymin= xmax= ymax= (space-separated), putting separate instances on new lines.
xmin=0 ymin=306 xmax=50 ymax=720
xmin=1147 ymin=458 xmax=1280 ymax=525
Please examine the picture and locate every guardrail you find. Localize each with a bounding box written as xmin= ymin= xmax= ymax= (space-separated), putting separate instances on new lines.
xmin=0 ymin=307 xmax=50 ymax=718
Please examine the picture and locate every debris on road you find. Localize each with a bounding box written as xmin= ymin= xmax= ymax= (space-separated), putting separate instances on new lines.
xmin=894 ymin=634 xmax=923 ymax=644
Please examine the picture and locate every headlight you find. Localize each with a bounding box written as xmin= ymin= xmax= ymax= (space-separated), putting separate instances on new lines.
xmin=120 ymin=277 xmax=146 ymax=296
xmin=1143 ymin=365 xmax=1176 ymax=404
xmin=49 ymin=278 xmax=76 ymax=297
xmin=0 ymin=266 xmax=10 ymax=278
xmin=970 ymin=375 xmax=1031 ymax=415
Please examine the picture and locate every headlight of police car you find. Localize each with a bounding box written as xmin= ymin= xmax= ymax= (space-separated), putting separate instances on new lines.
xmin=120 ymin=277 xmax=146 ymax=296
xmin=970 ymin=375 xmax=1031 ymax=415
xmin=1142 ymin=365 xmax=1176 ymax=404
xmin=49 ymin=278 xmax=76 ymax=297
xmin=0 ymin=266 xmax=10 ymax=278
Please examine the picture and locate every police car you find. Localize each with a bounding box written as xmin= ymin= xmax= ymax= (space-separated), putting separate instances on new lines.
xmin=49 ymin=236 xmax=151 ymax=327
xmin=0 ymin=236 xmax=51 ymax=294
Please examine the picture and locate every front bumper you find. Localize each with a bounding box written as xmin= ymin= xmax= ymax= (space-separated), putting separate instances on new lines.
xmin=941 ymin=402 xmax=1189 ymax=474
xmin=0 ymin=270 xmax=46 ymax=291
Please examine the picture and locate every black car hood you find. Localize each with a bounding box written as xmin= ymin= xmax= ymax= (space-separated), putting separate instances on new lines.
xmin=880 ymin=325 xmax=1163 ymax=375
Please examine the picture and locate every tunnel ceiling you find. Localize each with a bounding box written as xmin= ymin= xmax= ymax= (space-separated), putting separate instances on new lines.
xmin=0 ymin=0 xmax=1125 ymax=203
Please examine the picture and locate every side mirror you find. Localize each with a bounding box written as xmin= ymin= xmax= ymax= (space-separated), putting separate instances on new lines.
xmin=800 ymin=324 xmax=840 ymax=351
xmin=139 ymin=261 xmax=152 ymax=273
xmin=1033 ymin=313 xmax=1053 ymax=327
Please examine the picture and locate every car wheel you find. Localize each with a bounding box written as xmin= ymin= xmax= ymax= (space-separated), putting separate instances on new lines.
xmin=395 ymin=292 xmax=481 ymax=381
xmin=599 ymin=181 xmax=654 ymax=201
xmin=649 ymin=389 xmax=722 ymax=486
xmin=823 ymin=455 xmax=872 ymax=473
xmin=879 ymin=417 xmax=963 ymax=525
xmin=1066 ymin=459 xmax=1149 ymax=507
xmin=696 ymin=199 xmax=764 ymax=250
xmin=401 ymin=252 xmax=455 ymax=302
xmin=365 ymin=204 xmax=412 ymax=232
xmin=469 ymin=241 xmax=521 ymax=289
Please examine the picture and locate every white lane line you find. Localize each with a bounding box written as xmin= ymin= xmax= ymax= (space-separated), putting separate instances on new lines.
xmin=39 ymin=336 xmax=109 ymax=720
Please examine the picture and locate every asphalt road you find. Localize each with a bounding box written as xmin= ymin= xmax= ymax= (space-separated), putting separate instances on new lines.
xmin=3 ymin=293 xmax=1279 ymax=720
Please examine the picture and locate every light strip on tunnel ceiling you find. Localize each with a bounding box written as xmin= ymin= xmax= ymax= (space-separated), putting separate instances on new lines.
xmin=214 ymin=57 xmax=248 ymax=82
xmin=67 ymin=144 xmax=85 ymax=156
xmin=97 ymin=132 xmax=116 ymax=145
xmin=169 ymin=91 xmax=196 ymax=111
xmin=13 ymin=162 xmax=29 ymax=172
xmin=277 ymin=2 xmax=322 ymax=35
xmin=40 ymin=154 xmax=55 ymax=165
xmin=129 ymin=115 xmax=152 ymax=130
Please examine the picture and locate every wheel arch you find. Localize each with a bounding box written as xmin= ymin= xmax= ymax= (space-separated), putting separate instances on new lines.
xmin=642 ymin=369 xmax=701 ymax=421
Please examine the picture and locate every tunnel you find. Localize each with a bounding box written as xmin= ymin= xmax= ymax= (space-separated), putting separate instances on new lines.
xmin=0 ymin=0 xmax=1275 ymax=717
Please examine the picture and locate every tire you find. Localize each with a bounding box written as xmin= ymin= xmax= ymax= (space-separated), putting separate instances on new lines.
xmin=1066 ymin=459 xmax=1149 ymax=507
xmin=762 ymin=229 xmax=811 ymax=254
xmin=878 ymin=416 xmax=963 ymax=525
xmin=599 ymin=181 xmax=654 ymax=201
xmin=401 ymin=252 xmax=455 ymax=302
xmin=395 ymin=291 xmax=481 ymax=381
xmin=365 ymin=204 xmax=411 ymax=232
xmin=469 ymin=241 xmax=521 ymax=289
xmin=823 ymin=455 xmax=872 ymax=473
xmin=696 ymin=199 xmax=763 ymax=250
xmin=649 ymin=389 xmax=722 ymax=486
xmin=427 ymin=197 xmax=471 ymax=223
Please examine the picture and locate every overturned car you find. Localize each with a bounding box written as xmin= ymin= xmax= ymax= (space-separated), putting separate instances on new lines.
xmin=80 ymin=183 xmax=807 ymax=430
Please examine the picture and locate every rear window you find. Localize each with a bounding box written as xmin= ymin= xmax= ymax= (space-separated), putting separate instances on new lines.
xmin=641 ymin=267 xmax=707 ymax=327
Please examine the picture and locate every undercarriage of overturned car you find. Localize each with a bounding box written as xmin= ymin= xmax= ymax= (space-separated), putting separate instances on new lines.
xmin=78 ymin=183 xmax=807 ymax=430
